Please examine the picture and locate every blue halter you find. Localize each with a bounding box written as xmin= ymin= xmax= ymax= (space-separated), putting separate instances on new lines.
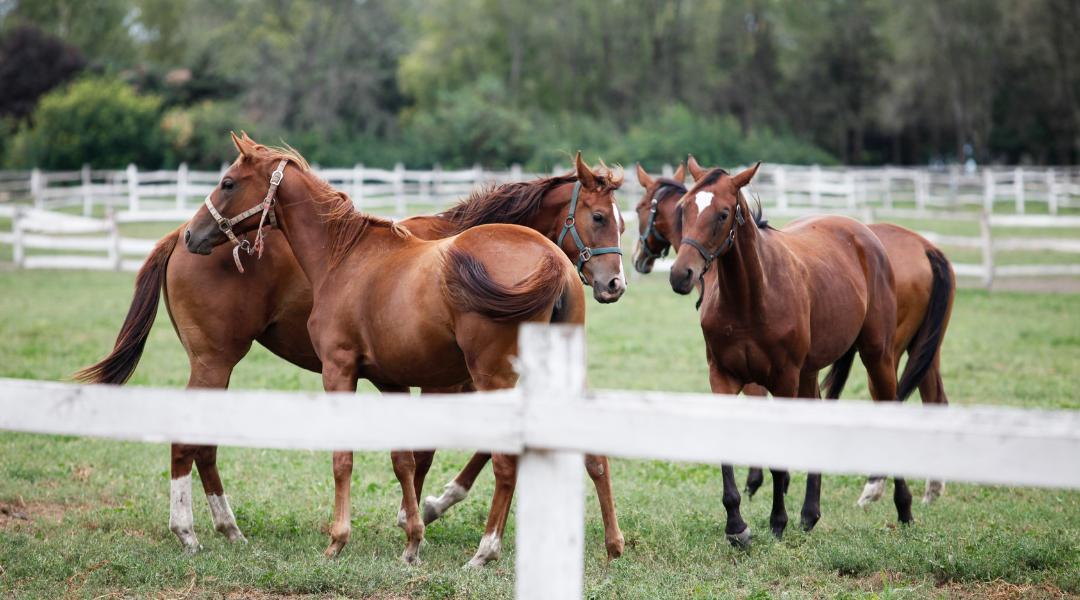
xmin=557 ymin=181 xmax=623 ymax=284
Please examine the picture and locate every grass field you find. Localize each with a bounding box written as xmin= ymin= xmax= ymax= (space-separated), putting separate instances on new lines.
xmin=0 ymin=264 xmax=1077 ymax=599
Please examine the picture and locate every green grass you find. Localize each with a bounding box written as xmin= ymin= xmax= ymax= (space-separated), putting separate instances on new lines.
xmin=0 ymin=267 xmax=1078 ymax=598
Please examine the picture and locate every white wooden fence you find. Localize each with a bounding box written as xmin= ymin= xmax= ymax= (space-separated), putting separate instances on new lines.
xmin=1 ymin=324 xmax=1078 ymax=599
xmin=2 ymin=163 xmax=1080 ymax=217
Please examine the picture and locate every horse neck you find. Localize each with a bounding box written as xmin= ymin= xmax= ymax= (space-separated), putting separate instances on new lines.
xmin=271 ymin=174 xmax=342 ymax=290
xmin=715 ymin=204 xmax=768 ymax=315
xmin=533 ymin=182 xmax=575 ymax=242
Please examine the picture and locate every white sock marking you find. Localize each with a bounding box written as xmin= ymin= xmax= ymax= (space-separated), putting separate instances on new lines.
xmin=857 ymin=479 xmax=886 ymax=507
xmin=467 ymin=532 xmax=502 ymax=567
xmin=169 ymin=474 xmax=199 ymax=551
xmin=207 ymin=493 xmax=245 ymax=542
xmin=424 ymin=481 xmax=469 ymax=524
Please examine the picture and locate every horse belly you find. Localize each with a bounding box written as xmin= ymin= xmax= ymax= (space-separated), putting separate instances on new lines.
xmin=356 ymin=304 xmax=470 ymax=389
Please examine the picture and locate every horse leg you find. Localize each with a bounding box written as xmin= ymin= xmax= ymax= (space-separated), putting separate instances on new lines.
xmin=399 ymin=450 xmax=435 ymax=529
xmin=193 ymin=446 xmax=245 ymax=543
xmin=742 ymin=383 xmax=769 ymax=498
xmin=322 ymin=356 xmax=359 ymax=558
xmin=766 ymin=372 xmax=801 ymax=540
xmin=467 ymin=453 xmax=517 ymax=568
xmin=919 ymin=356 xmax=948 ymax=504
xmin=170 ymin=444 xmax=202 ymax=553
xmin=391 ymin=451 xmax=425 ymax=564
xmin=423 ymin=452 xmax=491 ymax=525
xmin=797 ymin=371 xmax=822 ymax=532
xmin=861 ymin=342 xmax=914 ymax=525
xmin=584 ymin=453 xmax=624 ymax=559
xmin=709 ymin=364 xmax=751 ymax=548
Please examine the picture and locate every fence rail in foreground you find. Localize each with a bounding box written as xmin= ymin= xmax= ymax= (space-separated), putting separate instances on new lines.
xmin=1 ymin=325 xmax=1078 ymax=599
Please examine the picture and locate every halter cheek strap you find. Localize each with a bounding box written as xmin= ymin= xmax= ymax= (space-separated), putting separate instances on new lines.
xmin=638 ymin=195 xmax=671 ymax=260
xmin=203 ymin=159 xmax=287 ymax=273
xmin=557 ymin=180 xmax=624 ymax=285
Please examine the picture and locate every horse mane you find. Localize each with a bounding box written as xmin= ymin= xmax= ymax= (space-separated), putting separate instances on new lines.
xmin=441 ymin=168 xmax=622 ymax=234
xmin=246 ymin=142 xmax=409 ymax=268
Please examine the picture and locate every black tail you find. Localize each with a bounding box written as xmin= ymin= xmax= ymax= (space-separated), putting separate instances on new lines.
xmin=821 ymin=345 xmax=858 ymax=400
xmin=896 ymin=247 xmax=954 ymax=401
xmin=73 ymin=228 xmax=179 ymax=384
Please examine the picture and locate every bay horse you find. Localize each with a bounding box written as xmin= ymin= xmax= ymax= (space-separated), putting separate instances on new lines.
xmin=667 ymin=160 xmax=905 ymax=547
xmin=76 ymin=134 xmax=626 ymax=565
xmin=633 ymin=160 xmax=954 ymax=505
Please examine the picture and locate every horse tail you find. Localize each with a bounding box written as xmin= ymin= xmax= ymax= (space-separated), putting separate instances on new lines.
xmin=443 ymin=246 xmax=568 ymax=322
xmin=73 ymin=228 xmax=179 ymax=384
xmin=821 ymin=344 xmax=858 ymax=400
xmin=896 ymin=246 xmax=955 ymax=401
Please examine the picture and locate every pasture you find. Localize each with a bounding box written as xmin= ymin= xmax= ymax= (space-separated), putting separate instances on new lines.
xmin=1 ymin=261 xmax=1078 ymax=598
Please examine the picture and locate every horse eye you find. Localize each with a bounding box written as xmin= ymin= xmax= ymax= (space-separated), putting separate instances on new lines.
xmin=221 ymin=179 xmax=234 ymax=191
xmin=719 ymin=210 xmax=730 ymax=221
xmin=592 ymin=212 xmax=604 ymax=223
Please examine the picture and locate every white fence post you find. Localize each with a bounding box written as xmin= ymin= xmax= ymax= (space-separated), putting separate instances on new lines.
xmin=980 ymin=212 xmax=994 ymax=290
xmin=510 ymin=163 xmax=523 ymax=182
xmin=810 ymin=165 xmax=822 ymax=207
xmin=30 ymin=168 xmax=43 ymax=209
xmin=352 ymin=164 xmax=365 ymax=210
xmin=81 ymin=164 xmax=93 ymax=217
xmin=915 ymin=171 xmax=928 ymax=211
xmin=176 ymin=163 xmax=189 ymax=211
xmin=1047 ymin=168 xmax=1058 ymax=215
xmin=515 ymin=324 xmax=585 ymax=600
xmin=1014 ymin=167 xmax=1025 ymax=214
xmin=393 ymin=162 xmax=406 ymax=216
xmin=845 ymin=170 xmax=857 ymax=210
xmin=775 ymin=165 xmax=788 ymax=210
xmin=882 ymin=168 xmax=893 ymax=210
xmin=126 ymin=164 xmax=140 ymax=212
xmin=983 ymin=168 xmax=995 ymax=213
xmin=107 ymin=209 xmax=122 ymax=271
xmin=12 ymin=205 xmax=24 ymax=269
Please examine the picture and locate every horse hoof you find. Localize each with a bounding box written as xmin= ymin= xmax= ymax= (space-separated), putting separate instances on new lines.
xmin=182 ymin=542 xmax=202 ymax=555
xmin=857 ymin=480 xmax=886 ymax=508
xmin=324 ymin=541 xmax=345 ymax=558
xmin=225 ymin=530 xmax=248 ymax=544
xmin=400 ymin=550 xmax=422 ymax=565
xmin=800 ymin=514 xmax=820 ymax=532
xmin=421 ymin=497 xmax=442 ymax=525
xmin=726 ymin=527 xmax=752 ymax=549
xmin=606 ymin=535 xmax=625 ymax=560
xmin=922 ymin=480 xmax=945 ymax=505
xmin=770 ymin=525 xmax=786 ymax=540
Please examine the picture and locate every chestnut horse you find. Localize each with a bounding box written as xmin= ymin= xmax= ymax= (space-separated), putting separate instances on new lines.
xmin=668 ymin=160 xmax=904 ymax=547
xmin=633 ymin=161 xmax=954 ymax=505
xmin=78 ymin=135 xmax=625 ymax=566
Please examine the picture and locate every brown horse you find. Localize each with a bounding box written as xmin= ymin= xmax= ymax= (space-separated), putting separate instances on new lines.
xmin=668 ymin=159 xmax=905 ymax=546
xmin=633 ymin=160 xmax=954 ymax=505
xmin=177 ymin=134 xmax=591 ymax=565
xmin=77 ymin=135 xmax=625 ymax=565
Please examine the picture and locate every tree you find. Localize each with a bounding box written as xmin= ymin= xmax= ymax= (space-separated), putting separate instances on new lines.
xmin=0 ymin=24 xmax=85 ymax=120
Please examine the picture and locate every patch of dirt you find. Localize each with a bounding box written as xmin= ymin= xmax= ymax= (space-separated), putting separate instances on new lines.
xmin=0 ymin=499 xmax=90 ymax=530
xmin=936 ymin=579 xmax=1070 ymax=599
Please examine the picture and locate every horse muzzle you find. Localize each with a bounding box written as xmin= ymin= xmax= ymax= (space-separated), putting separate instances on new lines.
xmin=184 ymin=227 xmax=214 ymax=255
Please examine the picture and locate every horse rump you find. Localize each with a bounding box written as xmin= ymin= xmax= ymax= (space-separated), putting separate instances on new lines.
xmin=441 ymin=246 xmax=568 ymax=322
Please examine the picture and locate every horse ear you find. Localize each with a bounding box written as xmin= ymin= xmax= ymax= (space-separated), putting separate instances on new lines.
xmin=672 ymin=163 xmax=687 ymax=183
xmin=575 ymin=151 xmax=599 ymax=189
xmin=635 ymin=163 xmax=654 ymax=188
xmin=231 ymin=131 xmax=254 ymax=158
xmin=687 ymin=155 xmax=707 ymax=181
xmin=731 ymin=161 xmax=761 ymax=188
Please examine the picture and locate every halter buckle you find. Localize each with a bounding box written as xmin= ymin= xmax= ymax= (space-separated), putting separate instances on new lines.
xmin=564 ymin=216 xmax=575 ymax=227
xmin=579 ymin=247 xmax=592 ymax=262
xmin=270 ymin=169 xmax=284 ymax=186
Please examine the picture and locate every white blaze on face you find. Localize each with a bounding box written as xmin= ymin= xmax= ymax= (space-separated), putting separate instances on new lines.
xmin=694 ymin=191 xmax=714 ymax=215
xmin=612 ymin=199 xmax=626 ymax=284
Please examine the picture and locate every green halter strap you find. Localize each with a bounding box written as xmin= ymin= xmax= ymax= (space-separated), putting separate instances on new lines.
xmin=556 ymin=180 xmax=623 ymax=284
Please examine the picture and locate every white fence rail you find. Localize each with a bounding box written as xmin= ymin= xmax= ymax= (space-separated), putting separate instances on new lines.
xmin=1 ymin=325 xmax=1078 ymax=599
xmin=2 ymin=164 xmax=1080 ymax=217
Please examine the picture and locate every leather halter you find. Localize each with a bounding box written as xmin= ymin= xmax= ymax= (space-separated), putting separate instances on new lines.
xmin=203 ymin=159 xmax=287 ymax=273
xmin=638 ymin=194 xmax=671 ymax=261
xmin=680 ymin=201 xmax=745 ymax=275
xmin=556 ymin=180 xmax=623 ymax=284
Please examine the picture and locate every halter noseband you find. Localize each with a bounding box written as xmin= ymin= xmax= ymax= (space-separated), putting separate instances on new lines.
xmin=203 ymin=158 xmax=288 ymax=273
xmin=556 ymin=180 xmax=623 ymax=284
xmin=679 ymin=201 xmax=745 ymax=275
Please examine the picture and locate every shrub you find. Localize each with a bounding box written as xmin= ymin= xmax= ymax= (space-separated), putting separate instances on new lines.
xmin=161 ymin=100 xmax=257 ymax=169
xmin=6 ymin=77 xmax=165 ymax=169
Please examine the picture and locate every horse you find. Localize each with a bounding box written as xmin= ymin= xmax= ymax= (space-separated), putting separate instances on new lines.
xmin=633 ymin=159 xmax=954 ymax=506
xmin=667 ymin=159 xmax=906 ymax=547
xmin=77 ymin=133 xmax=625 ymax=566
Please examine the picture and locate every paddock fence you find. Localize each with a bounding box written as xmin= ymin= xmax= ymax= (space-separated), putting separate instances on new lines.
xmin=1 ymin=324 xmax=1078 ymax=599
xmin=1 ymin=164 xmax=1079 ymax=287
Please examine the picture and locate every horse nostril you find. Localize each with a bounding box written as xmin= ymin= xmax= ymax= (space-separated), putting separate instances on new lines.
xmin=608 ymin=277 xmax=621 ymax=292
xmin=184 ymin=229 xmax=191 ymax=244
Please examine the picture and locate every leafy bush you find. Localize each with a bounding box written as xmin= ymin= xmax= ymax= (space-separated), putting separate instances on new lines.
xmin=6 ymin=77 xmax=165 ymax=169
xmin=161 ymin=100 xmax=257 ymax=169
